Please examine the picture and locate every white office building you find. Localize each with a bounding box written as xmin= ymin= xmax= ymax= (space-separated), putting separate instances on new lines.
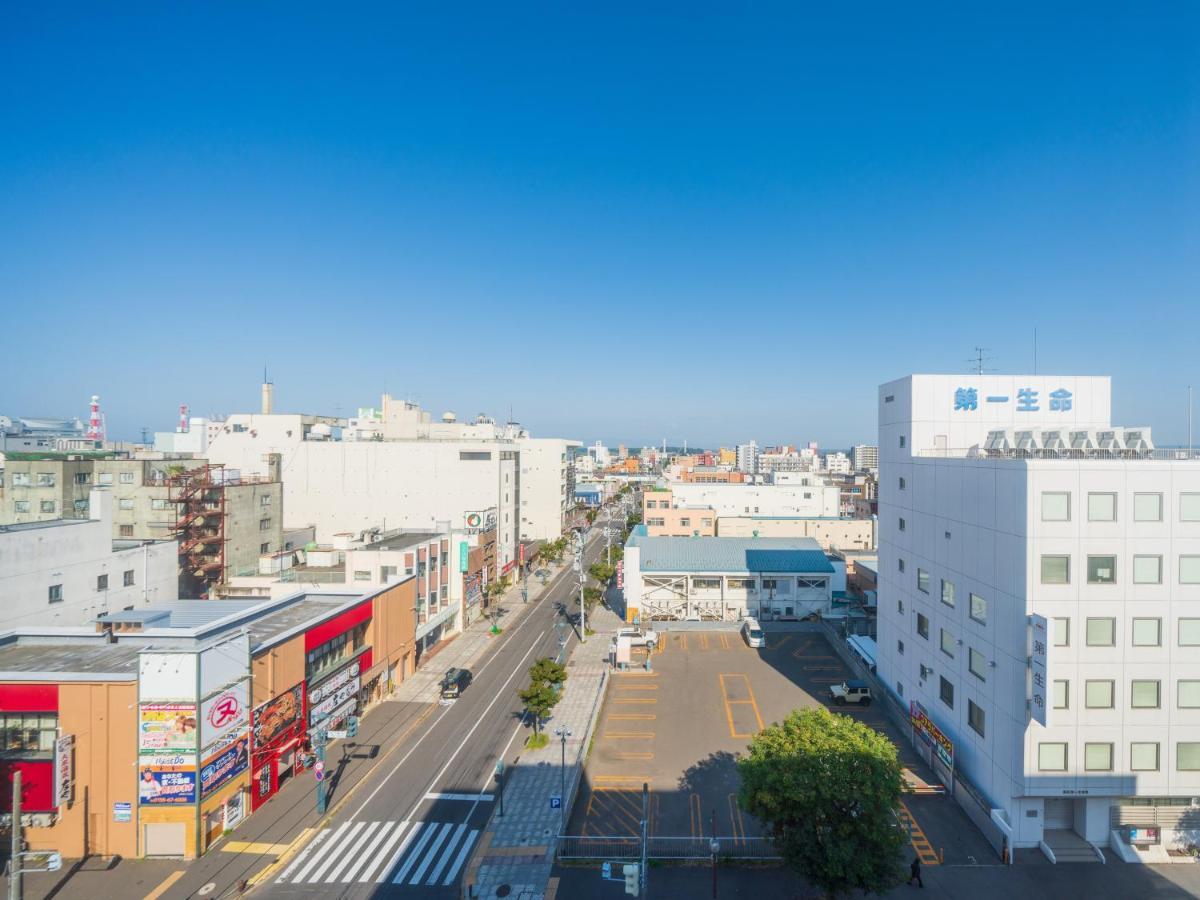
xmin=822 ymin=452 xmax=852 ymax=475
xmin=670 ymin=480 xmax=841 ymax=519
xmin=735 ymin=441 xmax=760 ymax=474
xmin=852 ymin=444 xmax=879 ymax=472
xmin=877 ymin=374 xmax=1200 ymax=857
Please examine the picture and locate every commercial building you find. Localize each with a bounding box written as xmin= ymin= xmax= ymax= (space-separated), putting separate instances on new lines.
xmin=715 ymin=515 xmax=875 ymax=551
xmin=641 ymin=488 xmax=716 ymax=537
xmin=0 ymin=490 xmax=177 ymax=628
xmin=622 ymin=529 xmax=842 ymax=623
xmin=852 ymin=444 xmax=880 ymax=472
xmin=877 ymin=374 xmax=1200 ymax=855
xmin=668 ymin=480 xmax=841 ymax=519
xmin=822 ymin=452 xmax=852 ymax=475
xmin=518 ymin=437 xmax=580 ymax=541
xmin=735 ymin=441 xmax=759 ymax=474
xmin=0 ymin=583 xmax=417 ymax=860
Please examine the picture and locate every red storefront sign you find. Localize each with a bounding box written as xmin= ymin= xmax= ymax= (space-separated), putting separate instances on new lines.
xmin=250 ymin=683 xmax=307 ymax=812
xmin=304 ymin=600 xmax=372 ymax=651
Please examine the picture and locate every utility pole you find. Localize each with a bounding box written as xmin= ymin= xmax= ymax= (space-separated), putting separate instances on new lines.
xmin=574 ymin=530 xmax=587 ymax=642
xmin=640 ymin=782 xmax=649 ymax=898
xmin=314 ymin=730 xmax=328 ymax=814
xmin=9 ymin=769 xmax=21 ymax=900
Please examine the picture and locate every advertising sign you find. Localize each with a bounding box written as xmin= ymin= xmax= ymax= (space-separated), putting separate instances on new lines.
xmin=909 ymin=701 xmax=954 ymax=770
xmin=253 ymin=684 xmax=304 ymax=748
xmin=309 ymin=678 xmax=360 ymax=729
xmin=617 ymin=561 xmax=624 ymax=590
xmin=112 ymin=802 xmax=132 ymax=823
xmin=54 ymin=734 xmax=74 ymax=808
xmin=459 ymin=542 xmax=468 ymax=573
xmin=138 ymin=762 xmax=197 ymax=805
xmin=464 ymin=508 xmax=497 ymax=535
xmin=201 ymin=682 xmax=250 ymax=751
xmin=200 ymin=735 xmax=250 ymax=797
xmin=1029 ymin=614 xmax=1050 ymax=728
xmin=138 ymin=703 xmax=198 ymax=754
xmin=308 ymin=658 xmax=361 ymax=706
xmin=137 ymin=652 xmax=198 ymax=702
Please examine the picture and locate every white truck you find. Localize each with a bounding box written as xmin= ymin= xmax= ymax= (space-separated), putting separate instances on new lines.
xmin=615 ymin=626 xmax=659 ymax=651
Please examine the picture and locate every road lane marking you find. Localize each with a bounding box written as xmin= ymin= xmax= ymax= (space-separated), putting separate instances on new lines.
xmin=309 ymin=820 xmax=367 ymax=882
xmin=341 ymin=820 xmax=396 ymax=882
xmin=442 ymin=829 xmax=479 ymax=885
xmin=143 ymin=870 xmax=185 ymax=900
xmin=290 ymin=821 xmax=352 ymax=883
xmin=423 ymin=792 xmax=495 ymax=802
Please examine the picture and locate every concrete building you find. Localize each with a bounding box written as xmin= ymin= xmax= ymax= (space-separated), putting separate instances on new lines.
xmin=0 ymin=414 xmax=88 ymax=452
xmin=0 ymin=490 xmax=177 ymax=627
xmin=877 ymin=373 xmax=1200 ymax=856
xmin=641 ymin=488 xmax=716 ymax=537
xmin=852 ymin=444 xmax=880 ymax=472
xmin=822 ymin=452 xmax=852 ymax=475
xmin=735 ymin=441 xmax=760 ymax=474
xmin=518 ymin=437 xmax=580 ymax=541
xmin=716 ymin=515 xmax=875 ymax=551
xmin=622 ymin=529 xmax=842 ymax=622
xmin=669 ymin=480 xmax=841 ymax=519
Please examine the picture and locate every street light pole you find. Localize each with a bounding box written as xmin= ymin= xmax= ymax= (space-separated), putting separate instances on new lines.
xmin=574 ymin=530 xmax=587 ymax=642
xmin=554 ymin=727 xmax=572 ymax=835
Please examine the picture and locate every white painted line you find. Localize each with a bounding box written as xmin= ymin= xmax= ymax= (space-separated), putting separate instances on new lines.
xmin=442 ymin=829 xmax=479 ymax=885
xmin=340 ymin=821 xmax=395 ymax=883
xmin=424 ymin=792 xmax=495 ymax=802
xmin=326 ymin=820 xmax=380 ymax=881
xmin=427 ymin=823 xmax=468 ymax=885
xmin=372 ymin=821 xmax=416 ymax=883
xmin=290 ymin=822 xmax=351 ymax=883
xmin=308 ymin=820 xmax=366 ymax=882
xmin=391 ymin=822 xmax=437 ymax=884
xmin=408 ymin=822 xmax=453 ymax=885
xmin=276 ymin=828 xmax=329 ymax=883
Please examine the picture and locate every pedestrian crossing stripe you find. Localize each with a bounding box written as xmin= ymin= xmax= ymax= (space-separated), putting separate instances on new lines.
xmin=276 ymin=819 xmax=480 ymax=887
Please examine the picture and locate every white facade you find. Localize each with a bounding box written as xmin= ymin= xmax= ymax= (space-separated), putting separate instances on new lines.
xmin=0 ymin=490 xmax=177 ymax=628
xmin=852 ymin=444 xmax=880 ymax=472
xmin=589 ymin=442 xmax=612 ymax=469
xmin=518 ymin=438 xmax=580 ymax=541
xmin=735 ymin=441 xmax=759 ymax=474
xmin=670 ymin=481 xmax=841 ymax=518
xmin=822 ymin=452 xmax=852 ymax=475
xmin=877 ymin=374 xmax=1200 ymax=850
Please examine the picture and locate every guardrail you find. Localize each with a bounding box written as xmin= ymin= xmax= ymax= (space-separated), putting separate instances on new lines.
xmin=557 ymin=834 xmax=780 ymax=861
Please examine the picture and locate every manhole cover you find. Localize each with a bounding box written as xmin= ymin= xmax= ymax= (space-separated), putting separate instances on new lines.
xmin=496 ymin=886 xmax=512 ymax=898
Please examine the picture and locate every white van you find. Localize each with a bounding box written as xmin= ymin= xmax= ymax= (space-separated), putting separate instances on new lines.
xmin=741 ymin=617 xmax=765 ymax=648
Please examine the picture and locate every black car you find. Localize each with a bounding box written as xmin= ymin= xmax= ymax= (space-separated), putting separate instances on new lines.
xmin=440 ymin=667 xmax=472 ymax=699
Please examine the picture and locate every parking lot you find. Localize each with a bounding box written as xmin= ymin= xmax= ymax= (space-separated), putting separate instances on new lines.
xmin=568 ymin=627 xmax=996 ymax=866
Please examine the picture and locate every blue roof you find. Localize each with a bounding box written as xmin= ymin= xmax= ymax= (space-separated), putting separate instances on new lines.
xmin=627 ymin=533 xmax=834 ymax=574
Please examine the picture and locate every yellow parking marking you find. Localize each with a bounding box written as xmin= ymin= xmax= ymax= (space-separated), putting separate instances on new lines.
xmin=587 ymin=787 xmax=651 ymax=836
xmin=699 ymin=633 xmax=710 ymax=651
xmin=614 ymin=698 xmax=658 ymax=704
xmin=679 ymin=633 xmax=689 ymax=651
xmin=768 ymin=635 xmax=792 ymax=652
xmin=604 ymin=731 xmax=655 ymax=739
xmin=727 ymin=793 xmax=746 ymax=847
xmin=595 ymin=774 xmax=650 ymax=782
xmin=719 ymin=673 xmax=766 ymax=738
xmin=222 ymin=840 xmax=293 ymax=854
xmin=614 ymin=751 xmax=654 ymax=761
xmin=897 ymin=800 xmax=940 ymax=865
xmin=617 ymin=683 xmax=659 ymax=691
xmin=718 ymin=633 xmax=731 ymax=650
xmin=608 ymin=713 xmax=656 ymax=720
xmin=690 ymin=793 xmax=702 ymax=837
xmin=143 ymin=871 xmax=185 ymax=900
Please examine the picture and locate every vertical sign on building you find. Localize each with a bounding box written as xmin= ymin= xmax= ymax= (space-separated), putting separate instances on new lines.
xmin=1029 ymin=614 xmax=1050 ymax=727
xmin=54 ymin=734 xmax=74 ymax=808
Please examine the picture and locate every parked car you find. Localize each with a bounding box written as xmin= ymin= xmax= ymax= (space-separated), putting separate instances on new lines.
xmin=440 ymin=667 xmax=473 ymax=699
xmin=828 ymin=680 xmax=873 ymax=706
xmin=740 ymin=617 xmax=765 ymax=648
xmin=615 ymin=626 xmax=659 ymax=651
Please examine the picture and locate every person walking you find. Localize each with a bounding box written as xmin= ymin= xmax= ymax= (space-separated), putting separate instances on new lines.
xmin=907 ymin=855 xmax=924 ymax=888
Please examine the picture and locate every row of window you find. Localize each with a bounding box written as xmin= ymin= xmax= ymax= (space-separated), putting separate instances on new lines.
xmin=1050 ymin=616 xmax=1200 ymax=647
xmin=1050 ymin=678 xmax=1200 ymax=710
xmin=1042 ymin=491 xmax=1200 ymax=524
xmin=1038 ymin=741 xmax=1200 ymax=773
xmin=48 ymin=570 xmax=137 ymax=603
xmin=1039 ymin=553 xmax=1200 ymax=585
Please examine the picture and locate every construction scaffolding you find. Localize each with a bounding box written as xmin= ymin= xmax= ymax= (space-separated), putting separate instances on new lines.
xmin=170 ymin=463 xmax=228 ymax=596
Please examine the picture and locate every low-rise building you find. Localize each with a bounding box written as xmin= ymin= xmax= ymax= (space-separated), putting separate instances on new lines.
xmin=668 ymin=480 xmax=841 ymax=518
xmin=622 ymin=529 xmax=843 ymax=623
xmin=715 ymin=515 xmax=875 ymax=551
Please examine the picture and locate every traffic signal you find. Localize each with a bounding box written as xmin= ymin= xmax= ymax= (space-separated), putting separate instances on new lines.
xmin=623 ymin=863 xmax=639 ymax=895
xmin=347 ymin=715 xmax=359 ymax=739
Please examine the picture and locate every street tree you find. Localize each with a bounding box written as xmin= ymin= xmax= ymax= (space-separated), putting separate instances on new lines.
xmin=737 ymin=706 xmax=906 ymax=898
xmin=520 ymin=657 xmax=567 ymax=738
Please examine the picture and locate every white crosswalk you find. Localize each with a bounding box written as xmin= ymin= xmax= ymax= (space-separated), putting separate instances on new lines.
xmin=277 ymin=819 xmax=479 ymax=888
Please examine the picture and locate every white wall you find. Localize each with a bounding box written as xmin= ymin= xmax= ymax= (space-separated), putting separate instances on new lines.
xmin=0 ymin=490 xmax=177 ymax=628
xmin=518 ymin=438 xmax=580 ymax=541
xmin=670 ymin=482 xmax=840 ymax=518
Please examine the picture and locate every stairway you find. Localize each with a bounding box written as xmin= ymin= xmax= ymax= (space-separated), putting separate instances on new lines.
xmin=1043 ymin=828 xmax=1102 ymax=863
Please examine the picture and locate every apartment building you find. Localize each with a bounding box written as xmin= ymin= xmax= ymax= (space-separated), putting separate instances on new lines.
xmin=641 ymin=488 xmax=716 ymax=537
xmin=669 ymin=480 xmax=841 ymax=519
xmin=822 ymin=452 xmax=852 ymax=475
xmin=735 ymin=441 xmax=759 ymax=474
xmin=518 ymin=437 xmax=580 ymax=541
xmin=877 ymin=374 xmax=1200 ymax=854
xmin=852 ymin=444 xmax=880 ymax=472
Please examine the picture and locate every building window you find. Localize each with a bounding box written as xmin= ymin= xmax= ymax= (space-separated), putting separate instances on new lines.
xmin=123 ymin=569 xmax=135 ymax=587
xmin=259 ymin=518 xmax=272 ymax=531
xmin=969 ymin=593 xmax=987 ymax=625
xmin=14 ymin=501 xmax=30 ymax=513
xmin=353 ymin=570 xmax=371 ymax=582
xmin=919 ymin=664 xmax=933 ymax=680
xmin=899 ymin=435 xmax=906 ymax=449
xmin=897 ymin=640 xmax=905 ymax=655
xmin=0 ymin=713 xmax=59 ymax=755
xmin=702 ymin=518 xmax=713 ymax=527
xmin=1181 ymin=494 xmax=1200 ymax=522
xmin=1053 ymin=680 xmax=1069 ymax=709
xmin=1038 ymin=743 xmax=1068 ymax=771
xmin=97 ymin=473 xmax=113 ymax=485
xmin=260 ymin=542 xmax=271 ymax=554
xmin=261 ymin=495 xmax=272 ymax=506
xmin=917 ymin=569 xmax=930 ymax=593
xmin=40 ymin=500 xmax=56 ymax=513
xmin=1130 ymin=680 xmax=1160 ymax=709
xmin=1041 ymin=492 xmax=1070 ymax=522
xmin=150 ymin=499 xmax=171 ymax=510
xmin=74 ymin=500 xmax=88 ymax=511
xmin=1133 ymin=555 xmax=1162 ymax=584
xmin=916 ymin=613 xmax=929 ymax=640
xmin=896 ymin=682 xmax=904 ymax=697
xmin=48 ymin=584 xmax=63 ymax=603
xmin=12 ymin=473 xmax=31 ymax=487
xmin=940 ymin=629 xmax=955 ymax=658
xmin=969 ymin=648 xmax=986 ymax=680
xmin=305 ymin=622 xmax=369 ymax=677
xmin=898 ymin=558 xmax=906 ymax=573
xmin=1040 ymin=555 xmax=1070 ymax=584
xmin=1134 ymin=493 xmax=1163 ymax=522
xmin=119 ymin=525 xmax=133 ymax=537
xmin=1088 ymin=492 xmax=1117 ymax=522
xmin=939 ymin=676 xmax=954 ymax=709
xmin=967 ymin=700 xmax=985 ymax=737
xmin=1053 ymin=617 xmax=1070 ymax=646
xmin=1130 ymin=743 xmax=1160 ymax=771
xmin=36 ymin=473 xmax=56 ymax=487
xmin=761 ymin=578 xmax=779 ymax=591
xmin=1180 ymin=744 xmax=1200 ymax=771
xmin=1132 ymin=618 xmax=1161 ymax=647
xmin=1085 ymin=680 xmax=1114 ymax=708
xmin=1086 ymin=555 xmax=1116 ymax=584
xmin=1180 ymin=619 xmax=1200 ymax=646
xmin=1085 ymin=617 xmax=1115 ymax=646
xmin=96 ymin=574 xmax=108 ymax=591
xmin=897 ymin=598 xmax=904 ymax=614
xmin=679 ymin=518 xmax=690 ymax=527
xmin=899 ymin=477 xmax=906 ymax=490
xmin=459 ymin=451 xmax=492 ymax=461
xmin=74 ymin=472 xmax=90 ymax=485
xmin=727 ymin=578 xmax=755 ymax=590
xmin=692 ymin=577 xmax=721 ymax=590
xmin=941 ymin=579 xmax=955 ymax=608
xmin=1084 ymin=743 xmax=1114 ymax=772
xmin=1180 ymin=556 xmax=1200 ymax=584
xmin=119 ymin=472 xmax=135 ymax=484
xmin=1178 ymin=681 xmax=1200 ymax=709
xmin=898 ymin=517 xmax=906 ymax=532
xmin=119 ymin=498 xmax=135 ymax=510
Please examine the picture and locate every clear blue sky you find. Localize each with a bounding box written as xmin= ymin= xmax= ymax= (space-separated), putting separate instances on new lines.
xmin=2 ymin=3 xmax=1196 ymax=448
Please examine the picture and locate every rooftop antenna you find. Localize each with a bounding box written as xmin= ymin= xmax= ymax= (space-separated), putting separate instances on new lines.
xmin=968 ymin=347 xmax=995 ymax=376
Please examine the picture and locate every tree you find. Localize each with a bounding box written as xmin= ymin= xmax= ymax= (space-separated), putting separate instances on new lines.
xmin=737 ymin=707 xmax=906 ymax=899
xmin=520 ymin=657 xmax=567 ymax=736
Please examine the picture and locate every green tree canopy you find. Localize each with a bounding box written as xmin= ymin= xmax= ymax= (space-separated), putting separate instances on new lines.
xmin=529 ymin=657 xmax=567 ymax=689
xmin=738 ymin=707 xmax=906 ymax=898
xmin=520 ymin=657 xmax=567 ymax=735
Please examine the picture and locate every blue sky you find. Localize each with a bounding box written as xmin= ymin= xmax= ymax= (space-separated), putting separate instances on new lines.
xmin=2 ymin=3 xmax=1196 ymax=448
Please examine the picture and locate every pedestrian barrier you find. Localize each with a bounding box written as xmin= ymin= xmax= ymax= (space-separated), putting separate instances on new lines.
xmin=556 ymin=834 xmax=781 ymax=861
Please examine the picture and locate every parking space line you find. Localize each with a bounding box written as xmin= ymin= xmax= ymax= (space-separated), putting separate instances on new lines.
xmin=607 ymin=713 xmax=656 ymax=720
xmin=595 ymin=774 xmax=649 ymax=782
xmin=614 ymin=698 xmax=658 ymax=704
xmin=617 ymin=683 xmax=659 ymax=691
xmin=604 ymin=731 xmax=655 ymax=739
xmin=727 ymin=793 xmax=746 ymax=847
xmin=689 ymin=793 xmax=702 ymax=837
xmin=679 ymin=633 xmax=688 ymax=651
xmin=614 ymin=751 xmax=654 ymax=761
xmin=718 ymin=633 xmax=731 ymax=650
xmin=768 ymin=635 xmax=792 ymax=652
xmin=698 ymin=634 xmax=710 ymax=651
xmin=897 ymin=800 xmax=940 ymax=865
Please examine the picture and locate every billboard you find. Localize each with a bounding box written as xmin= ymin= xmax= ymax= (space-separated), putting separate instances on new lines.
xmin=200 ymin=633 xmax=250 ymax=697
xmin=138 ymin=703 xmax=198 ymax=754
xmin=909 ymin=700 xmax=954 ymax=770
xmin=200 ymin=735 xmax=250 ymax=797
xmin=1030 ymin=614 xmax=1050 ymax=727
xmin=253 ymin=684 xmax=304 ymax=748
xmin=138 ymin=652 xmax=198 ymax=702
xmin=139 ymin=760 xmax=197 ymax=805
xmin=201 ymin=682 xmax=250 ymax=753
xmin=464 ymin=508 xmax=497 ymax=535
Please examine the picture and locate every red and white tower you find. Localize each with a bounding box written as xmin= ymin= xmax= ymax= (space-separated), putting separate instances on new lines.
xmin=87 ymin=395 xmax=105 ymax=442
xmin=178 ymin=404 xmax=190 ymax=433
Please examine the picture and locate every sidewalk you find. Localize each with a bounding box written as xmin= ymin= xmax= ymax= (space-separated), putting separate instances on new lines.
xmin=463 ymin=602 xmax=625 ymax=900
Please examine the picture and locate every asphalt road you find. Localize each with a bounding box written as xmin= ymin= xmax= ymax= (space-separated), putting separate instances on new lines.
xmin=258 ymin=528 xmax=608 ymax=900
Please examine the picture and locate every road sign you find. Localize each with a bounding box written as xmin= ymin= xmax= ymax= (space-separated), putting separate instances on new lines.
xmin=550 ymin=794 xmax=561 ymax=810
xmin=602 ymin=862 xmax=612 ymax=879
xmin=314 ymin=762 xmax=325 ymax=782
xmin=325 ymin=729 xmax=348 ymax=740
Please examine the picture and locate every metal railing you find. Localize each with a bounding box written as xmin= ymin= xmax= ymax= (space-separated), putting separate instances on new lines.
xmin=917 ymin=447 xmax=1200 ymax=462
xmin=557 ymin=834 xmax=780 ymax=861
